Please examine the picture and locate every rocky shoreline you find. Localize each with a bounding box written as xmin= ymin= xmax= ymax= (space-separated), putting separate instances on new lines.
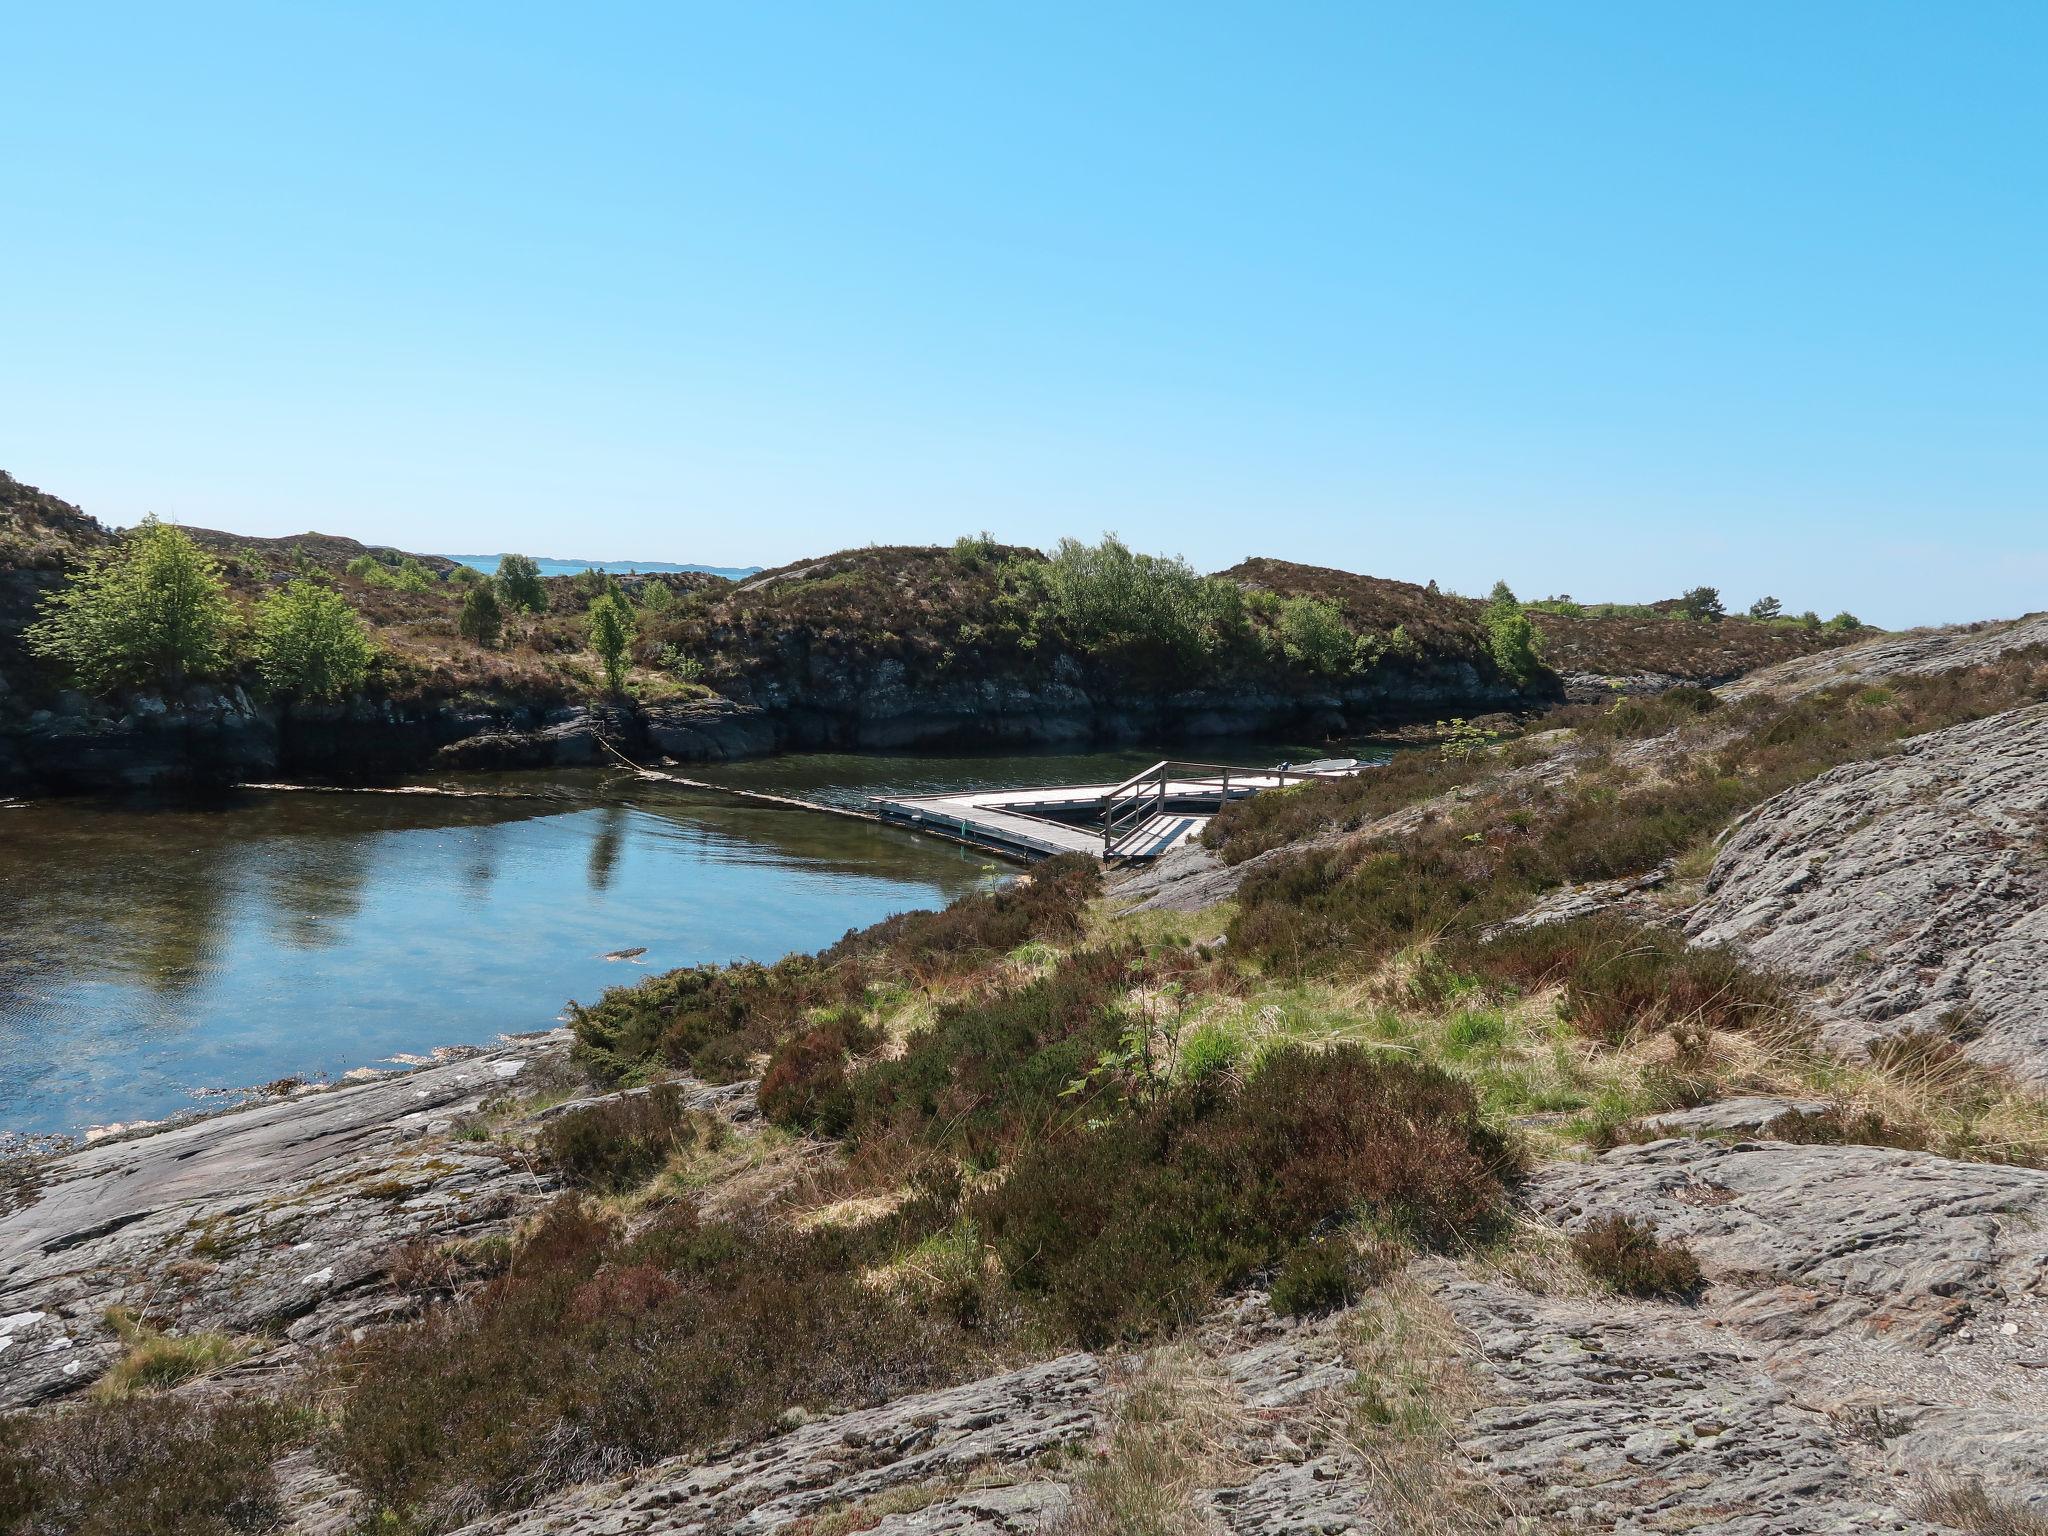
xmin=0 ymin=654 xmax=1559 ymax=797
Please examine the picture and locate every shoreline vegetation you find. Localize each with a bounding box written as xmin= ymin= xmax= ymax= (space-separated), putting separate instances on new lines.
xmin=1 ymin=468 xmax=1871 ymax=799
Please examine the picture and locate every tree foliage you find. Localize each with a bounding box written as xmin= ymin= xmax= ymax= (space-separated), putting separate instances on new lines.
xmin=1747 ymin=595 xmax=1782 ymax=620
xmin=1677 ymin=585 xmax=1725 ymax=621
xmin=1484 ymin=587 xmax=1540 ymax=684
xmin=588 ymin=593 xmax=637 ymax=691
xmin=1031 ymin=534 xmax=1240 ymax=668
xmin=459 ymin=581 xmax=504 ymax=647
xmin=497 ymin=553 xmax=547 ymax=614
xmin=345 ymin=553 xmax=436 ymax=592
xmin=254 ymin=580 xmax=375 ymax=698
xmin=25 ymin=517 xmax=237 ymax=693
xmin=1276 ymin=595 xmax=1358 ymax=675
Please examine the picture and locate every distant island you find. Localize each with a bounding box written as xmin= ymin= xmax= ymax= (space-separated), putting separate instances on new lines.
xmin=445 ymin=553 xmax=761 ymax=580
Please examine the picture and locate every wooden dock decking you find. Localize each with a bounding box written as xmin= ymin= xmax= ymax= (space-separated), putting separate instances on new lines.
xmin=873 ymin=761 xmax=1354 ymax=863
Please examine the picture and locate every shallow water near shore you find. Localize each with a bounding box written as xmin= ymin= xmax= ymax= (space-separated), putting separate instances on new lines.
xmin=0 ymin=736 xmax=1388 ymax=1138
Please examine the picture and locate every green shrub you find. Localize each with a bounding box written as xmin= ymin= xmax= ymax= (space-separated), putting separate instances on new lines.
xmin=1276 ymin=595 xmax=1358 ymax=675
xmin=1485 ymin=599 xmax=1540 ymax=684
xmin=951 ymin=531 xmax=1001 ymax=569
xmin=1571 ymin=1214 xmax=1703 ymax=1299
xmin=345 ymin=553 xmax=436 ymax=592
xmin=254 ymin=580 xmax=375 ymax=698
xmin=1177 ymin=1020 xmax=1245 ymax=1083
xmin=496 ymin=553 xmax=548 ymax=613
xmin=539 ymin=1083 xmax=700 ymax=1192
xmin=1032 ymin=534 xmax=1241 ymax=671
xmin=587 ymin=593 xmax=637 ymax=691
xmin=26 ymin=518 xmax=236 ymax=692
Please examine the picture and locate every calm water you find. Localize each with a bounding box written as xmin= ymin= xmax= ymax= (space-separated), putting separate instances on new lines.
xmin=0 ymin=736 xmax=1388 ymax=1137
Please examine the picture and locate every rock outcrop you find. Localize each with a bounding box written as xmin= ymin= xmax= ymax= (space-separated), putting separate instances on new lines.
xmin=1518 ymin=1139 xmax=2048 ymax=1515
xmin=0 ymin=1037 xmax=569 ymax=1409
xmin=1688 ymin=703 xmax=2048 ymax=1078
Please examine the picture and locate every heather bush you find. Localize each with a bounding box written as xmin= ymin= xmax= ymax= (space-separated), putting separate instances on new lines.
xmin=1461 ymin=918 xmax=1787 ymax=1044
xmin=0 ymin=1394 xmax=299 ymax=1536
xmin=758 ymin=1011 xmax=882 ymax=1134
xmin=539 ymin=1082 xmax=703 ymax=1192
xmin=330 ymin=1199 xmax=981 ymax=1526
xmin=1571 ymin=1214 xmax=1703 ymax=1299
xmin=849 ymin=944 xmax=1137 ymax=1158
xmin=972 ymin=1045 xmax=1518 ymax=1344
xmin=828 ymin=852 xmax=1099 ymax=971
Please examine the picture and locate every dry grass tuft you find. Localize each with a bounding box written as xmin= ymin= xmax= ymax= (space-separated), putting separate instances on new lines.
xmin=1914 ymin=1472 xmax=2048 ymax=1536
xmin=1053 ymin=1347 xmax=1245 ymax=1536
xmin=1340 ymin=1273 xmax=1520 ymax=1534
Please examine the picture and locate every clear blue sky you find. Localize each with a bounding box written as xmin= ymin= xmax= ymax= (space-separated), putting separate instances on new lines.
xmin=4 ymin=4 xmax=2042 ymax=626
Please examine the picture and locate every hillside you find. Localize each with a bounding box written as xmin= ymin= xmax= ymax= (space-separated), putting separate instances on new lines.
xmin=1226 ymin=555 xmax=1862 ymax=684
xmin=0 ymin=470 xmax=106 ymax=569
xmin=11 ymin=614 xmax=2048 ymax=1532
xmin=0 ymin=469 xmax=1882 ymax=793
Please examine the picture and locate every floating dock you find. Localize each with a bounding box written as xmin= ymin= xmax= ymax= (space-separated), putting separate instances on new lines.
xmin=873 ymin=758 xmax=1357 ymax=863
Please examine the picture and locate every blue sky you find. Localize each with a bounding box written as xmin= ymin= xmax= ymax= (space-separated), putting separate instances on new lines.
xmin=4 ymin=4 xmax=2041 ymax=626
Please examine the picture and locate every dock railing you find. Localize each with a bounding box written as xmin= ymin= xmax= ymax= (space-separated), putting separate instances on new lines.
xmin=1100 ymin=759 xmax=1310 ymax=856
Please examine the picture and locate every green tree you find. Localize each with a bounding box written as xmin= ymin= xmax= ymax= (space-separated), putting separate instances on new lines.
xmin=1487 ymin=579 xmax=1518 ymax=606
xmin=1823 ymin=610 xmax=1864 ymax=632
xmin=458 ymin=581 xmax=504 ymax=647
xmin=638 ymin=578 xmax=675 ymax=615
xmin=26 ymin=517 xmax=237 ymax=693
xmin=1484 ymin=587 xmax=1540 ymax=684
xmin=1276 ymin=596 xmax=1357 ymax=675
xmin=253 ymin=581 xmax=375 ymax=698
xmin=496 ymin=553 xmax=547 ymax=614
xmin=1747 ymin=595 xmax=1782 ymax=620
xmin=588 ymin=593 xmax=637 ymax=691
xmin=1677 ymin=586 xmax=1725 ymax=621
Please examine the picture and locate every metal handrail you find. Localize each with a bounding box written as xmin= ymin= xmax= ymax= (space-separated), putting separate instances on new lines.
xmin=1099 ymin=758 xmax=1314 ymax=855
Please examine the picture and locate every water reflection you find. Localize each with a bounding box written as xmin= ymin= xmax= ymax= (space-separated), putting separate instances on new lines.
xmin=0 ymin=780 xmax=989 ymax=1136
xmin=0 ymin=737 xmax=1393 ymax=1137
xmin=586 ymin=805 xmax=628 ymax=892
